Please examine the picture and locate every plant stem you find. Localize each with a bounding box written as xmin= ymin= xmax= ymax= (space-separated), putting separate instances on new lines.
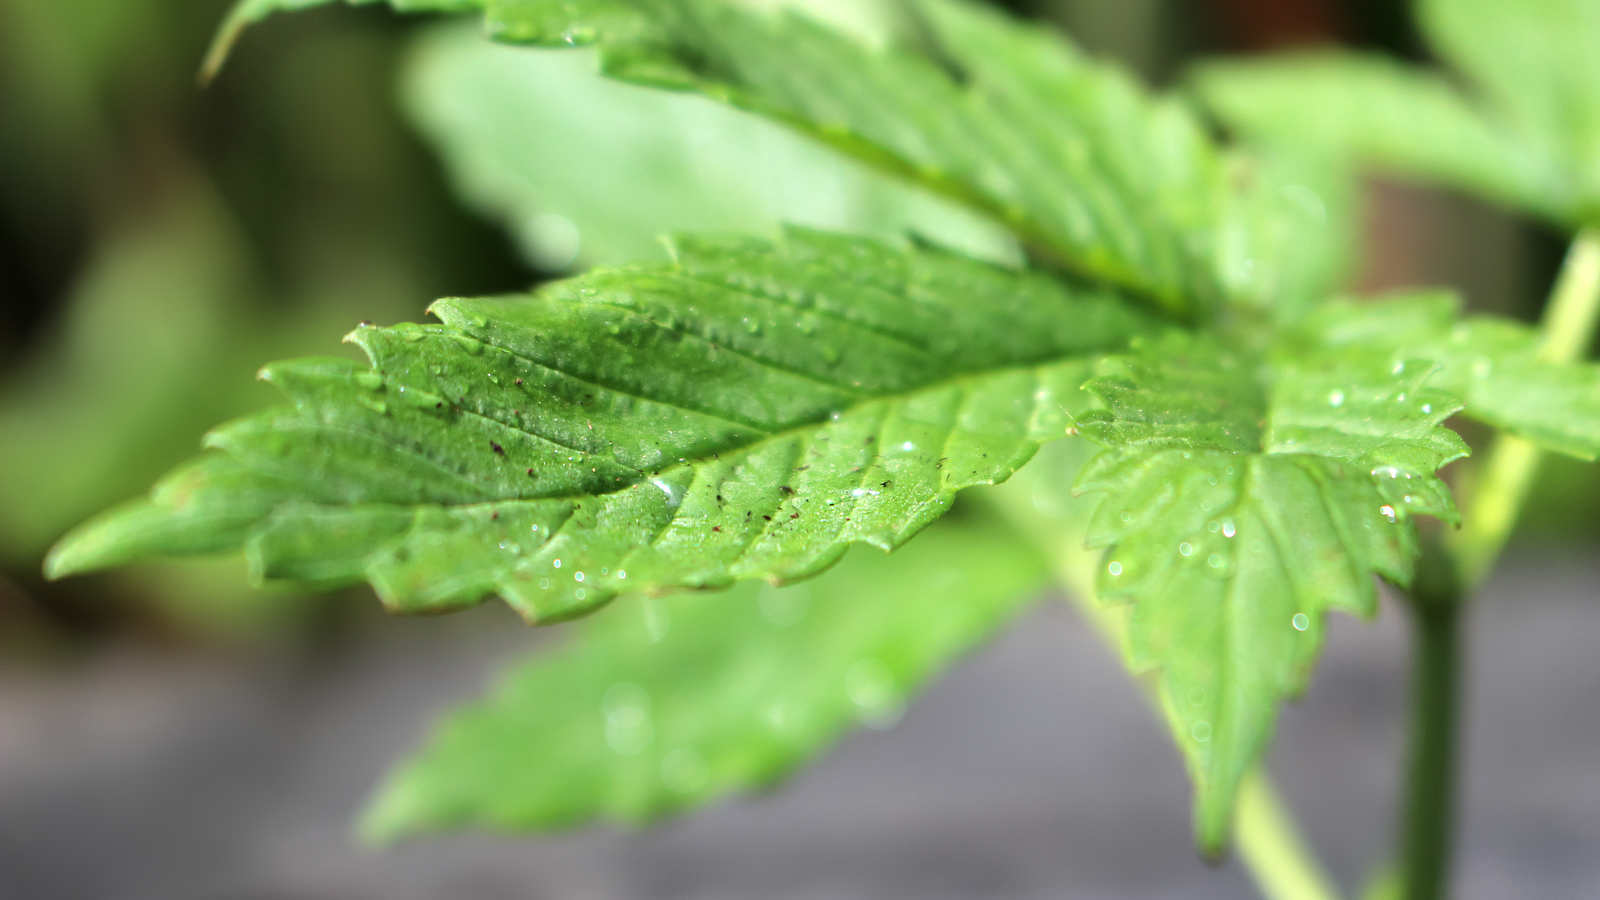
xmin=1447 ymin=227 xmax=1600 ymax=589
xmin=1399 ymin=227 xmax=1600 ymax=900
xmin=981 ymin=466 xmax=1342 ymax=900
xmin=1399 ymin=550 xmax=1461 ymax=900
xmin=1237 ymin=771 xmax=1343 ymax=900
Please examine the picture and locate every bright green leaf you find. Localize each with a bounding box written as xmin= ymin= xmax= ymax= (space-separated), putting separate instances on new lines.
xmin=1193 ymin=52 xmax=1567 ymax=222
xmin=362 ymin=508 xmax=1048 ymax=838
xmin=1419 ymin=0 xmax=1600 ymax=216
xmin=1214 ymin=147 xmax=1359 ymax=323
xmin=1293 ymin=291 xmax=1600 ymax=460
xmin=1071 ymin=331 xmax=1467 ymax=853
xmin=46 ymin=228 xmax=1155 ymax=622
xmin=400 ymin=21 xmax=1017 ymax=268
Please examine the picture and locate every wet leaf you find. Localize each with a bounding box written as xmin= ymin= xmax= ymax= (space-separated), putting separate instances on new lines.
xmin=47 ymin=229 xmax=1154 ymax=622
xmin=1072 ymin=331 xmax=1468 ymax=853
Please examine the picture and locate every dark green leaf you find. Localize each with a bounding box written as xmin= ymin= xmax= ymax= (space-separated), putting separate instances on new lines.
xmin=46 ymin=229 xmax=1155 ymax=622
xmin=1071 ymin=331 xmax=1467 ymax=852
xmin=362 ymin=509 xmax=1048 ymax=838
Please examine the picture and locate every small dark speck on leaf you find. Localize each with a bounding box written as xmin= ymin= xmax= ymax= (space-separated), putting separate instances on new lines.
xmin=526 ymin=468 xmax=535 ymax=476
xmin=713 ymin=526 xmax=722 ymax=532
xmin=514 ymin=378 xmax=523 ymax=385
xmin=779 ymin=486 xmax=795 ymax=495
xmin=490 ymin=441 xmax=505 ymax=455
xmin=763 ymin=515 xmax=772 ymax=521
xmin=491 ymin=512 xmax=500 ymax=520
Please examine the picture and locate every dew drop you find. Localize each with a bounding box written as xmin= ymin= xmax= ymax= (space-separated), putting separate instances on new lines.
xmin=1179 ymin=542 xmax=1194 ymax=557
xmin=1108 ymin=561 xmax=1123 ymax=576
xmin=539 ymin=578 xmax=550 ymax=590
xmin=1380 ymin=505 xmax=1397 ymax=523
xmin=1222 ymin=520 xmax=1236 ymax=538
xmin=1208 ymin=553 xmax=1223 ymax=568
xmin=1328 ymin=389 xmax=1345 ymax=407
xmin=1192 ymin=721 xmax=1212 ymax=742
xmin=553 ymin=559 xmax=562 ymax=569
xmin=1188 ymin=687 xmax=1207 ymax=707
xmin=575 ymin=571 xmax=585 ymax=582
xmin=1120 ymin=510 xmax=1133 ymax=522
xmin=1293 ymin=613 xmax=1310 ymax=631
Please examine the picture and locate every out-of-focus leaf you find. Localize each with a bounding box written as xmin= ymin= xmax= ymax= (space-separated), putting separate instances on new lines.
xmin=1072 ymin=331 xmax=1468 ymax=853
xmin=1216 ymin=147 xmax=1359 ymax=323
xmin=0 ymin=182 xmax=252 ymax=564
xmin=1419 ymin=0 xmax=1600 ymax=212
xmin=1194 ymin=53 xmax=1564 ymax=220
xmin=362 ymin=508 xmax=1048 ymax=838
xmin=46 ymin=228 xmax=1156 ymax=622
xmin=400 ymin=22 xmax=1017 ymax=269
xmin=209 ymin=0 xmax=1233 ymax=316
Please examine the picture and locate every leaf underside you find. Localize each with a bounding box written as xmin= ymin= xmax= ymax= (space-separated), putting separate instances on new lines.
xmin=47 ymin=229 xmax=1153 ymax=623
xmin=364 ymin=511 xmax=1048 ymax=839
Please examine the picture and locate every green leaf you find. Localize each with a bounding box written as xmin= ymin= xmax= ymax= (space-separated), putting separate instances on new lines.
xmin=1292 ymin=291 xmax=1600 ymax=460
xmin=400 ymin=20 xmax=1017 ymax=268
xmin=1193 ymin=52 xmax=1567 ymax=222
xmin=210 ymin=0 xmax=1231 ymax=314
xmin=1070 ymin=331 xmax=1467 ymax=853
xmin=1419 ymin=0 xmax=1600 ymax=217
xmin=1215 ymin=147 xmax=1359 ymax=324
xmin=362 ymin=508 xmax=1048 ymax=839
xmin=201 ymin=0 xmax=479 ymax=80
xmin=46 ymin=229 xmax=1155 ymax=622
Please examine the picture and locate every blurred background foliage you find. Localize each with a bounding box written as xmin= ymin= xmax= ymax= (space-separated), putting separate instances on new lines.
xmin=0 ymin=0 xmax=1590 ymax=654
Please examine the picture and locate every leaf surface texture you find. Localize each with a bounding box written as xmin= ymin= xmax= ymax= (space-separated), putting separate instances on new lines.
xmin=47 ymin=230 xmax=1153 ymax=623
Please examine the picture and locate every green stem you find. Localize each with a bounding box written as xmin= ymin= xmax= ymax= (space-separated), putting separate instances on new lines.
xmin=1399 ymin=549 xmax=1461 ymax=900
xmin=980 ymin=468 xmax=1341 ymax=900
xmin=1237 ymin=771 xmax=1344 ymax=900
xmin=1399 ymin=227 xmax=1600 ymax=900
xmin=1447 ymin=227 xmax=1600 ymax=589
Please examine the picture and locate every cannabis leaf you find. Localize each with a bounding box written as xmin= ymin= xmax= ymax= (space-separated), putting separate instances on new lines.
xmin=1194 ymin=0 xmax=1600 ymax=226
xmin=1292 ymin=291 xmax=1600 ymax=460
xmin=206 ymin=0 xmax=1230 ymax=315
xmin=1071 ymin=332 xmax=1468 ymax=852
xmin=401 ymin=19 xmax=1015 ymax=269
xmin=47 ymin=229 xmax=1154 ymax=622
xmin=363 ymin=510 xmax=1047 ymax=839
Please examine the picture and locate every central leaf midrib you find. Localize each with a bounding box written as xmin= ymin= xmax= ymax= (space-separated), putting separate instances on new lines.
xmin=366 ymin=351 xmax=1088 ymax=508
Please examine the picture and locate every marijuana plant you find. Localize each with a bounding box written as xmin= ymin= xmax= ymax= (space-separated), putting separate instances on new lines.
xmin=43 ymin=1 xmax=1600 ymax=898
